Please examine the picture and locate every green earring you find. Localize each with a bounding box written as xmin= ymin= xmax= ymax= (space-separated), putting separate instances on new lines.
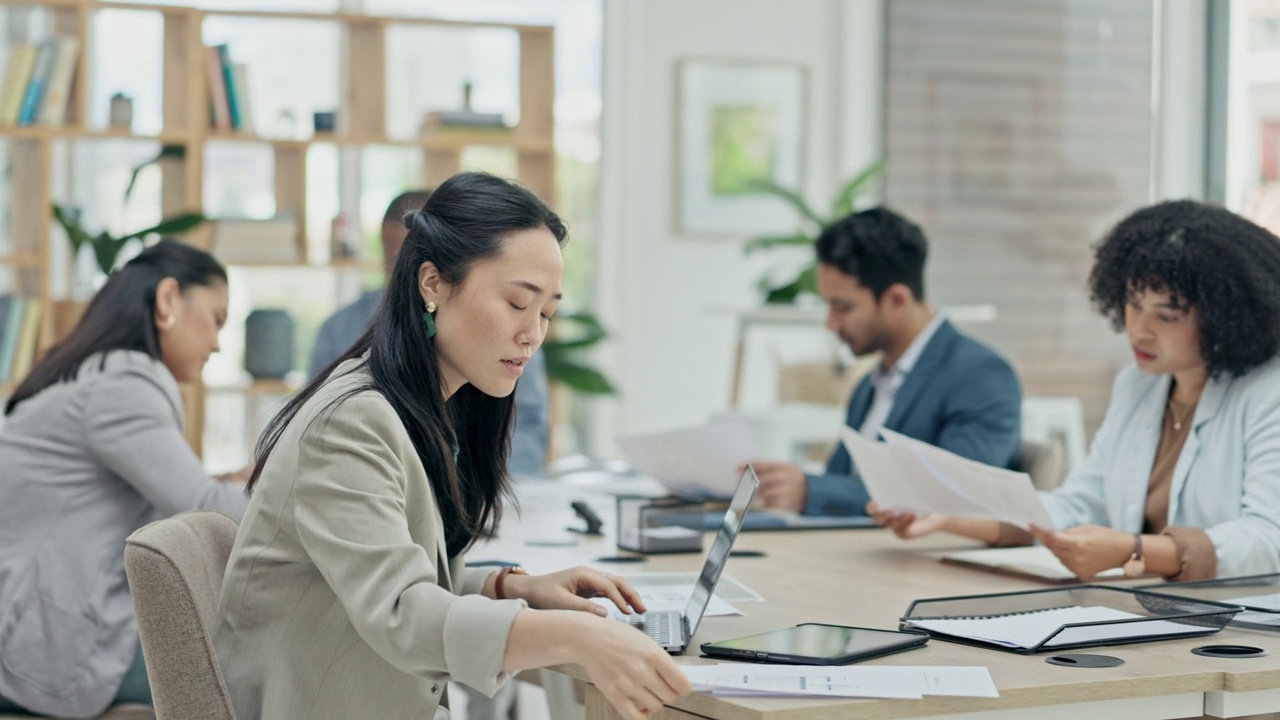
xmin=423 ymin=302 xmax=437 ymax=338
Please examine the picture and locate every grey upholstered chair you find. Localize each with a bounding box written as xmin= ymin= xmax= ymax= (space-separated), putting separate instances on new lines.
xmin=124 ymin=511 xmax=239 ymax=720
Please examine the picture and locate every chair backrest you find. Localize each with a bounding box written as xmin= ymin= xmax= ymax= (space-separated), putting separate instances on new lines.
xmin=124 ymin=511 xmax=239 ymax=720
xmin=1020 ymin=438 xmax=1067 ymax=492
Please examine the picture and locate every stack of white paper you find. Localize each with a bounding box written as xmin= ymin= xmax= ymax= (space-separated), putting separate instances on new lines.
xmin=682 ymin=664 xmax=999 ymax=699
xmin=841 ymin=427 xmax=1055 ymax=530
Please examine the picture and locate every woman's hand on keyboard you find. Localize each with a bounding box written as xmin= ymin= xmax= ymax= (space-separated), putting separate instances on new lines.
xmin=509 ymin=566 xmax=647 ymax=616
xmin=575 ymin=618 xmax=693 ymax=720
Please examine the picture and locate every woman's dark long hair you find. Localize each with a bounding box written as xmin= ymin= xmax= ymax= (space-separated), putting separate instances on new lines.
xmin=248 ymin=172 xmax=567 ymax=557
xmin=5 ymin=239 xmax=227 ymax=415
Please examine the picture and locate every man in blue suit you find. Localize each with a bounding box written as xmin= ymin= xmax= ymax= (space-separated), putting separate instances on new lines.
xmin=751 ymin=207 xmax=1022 ymax=516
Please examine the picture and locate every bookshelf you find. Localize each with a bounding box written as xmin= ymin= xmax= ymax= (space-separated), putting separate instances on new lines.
xmin=0 ymin=0 xmax=556 ymax=456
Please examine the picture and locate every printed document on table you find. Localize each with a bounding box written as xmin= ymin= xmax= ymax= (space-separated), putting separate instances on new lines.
xmin=617 ymin=418 xmax=757 ymax=498
xmin=840 ymin=427 xmax=1054 ymax=530
xmin=681 ymin=664 xmax=998 ymax=699
xmin=941 ymin=545 xmax=1125 ymax=582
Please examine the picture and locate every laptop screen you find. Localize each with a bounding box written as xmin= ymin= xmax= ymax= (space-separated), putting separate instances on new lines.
xmin=683 ymin=465 xmax=760 ymax=636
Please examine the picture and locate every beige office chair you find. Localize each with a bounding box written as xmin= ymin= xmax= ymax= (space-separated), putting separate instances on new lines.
xmin=1020 ymin=438 xmax=1067 ymax=491
xmin=124 ymin=511 xmax=239 ymax=720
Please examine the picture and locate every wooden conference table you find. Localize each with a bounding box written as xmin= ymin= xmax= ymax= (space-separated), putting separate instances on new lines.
xmin=471 ymin=487 xmax=1280 ymax=720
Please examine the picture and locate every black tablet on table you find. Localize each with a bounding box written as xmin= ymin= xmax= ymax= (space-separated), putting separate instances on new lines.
xmin=701 ymin=623 xmax=929 ymax=666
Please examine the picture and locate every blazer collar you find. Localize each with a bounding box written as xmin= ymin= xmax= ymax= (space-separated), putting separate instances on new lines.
xmin=848 ymin=378 xmax=876 ymax=429
xmin=1167 ymin=371 xmax=1235 ymax=521
xmin=884 ymin=319 xmax=959 ymax=431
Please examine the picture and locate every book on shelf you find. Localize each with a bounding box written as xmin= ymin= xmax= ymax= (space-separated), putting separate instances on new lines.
xmin=211 ymin=216 xmax=300 ymax=264
xmin=0 ymin=295 xmax=42 ymax=384
xmin=421 ymin=110 xmax=511 ymax=137
xmin=16 ymin=38 xmax=58 ymax=126
xmin=38 ymin=36 xmax=79 ymax=128
xmin=230 ymin=62 xmax=253 ymax=133
xmin=0 ymin=36 xmax=80 ymax=128
xmin=0 ymin=44 xmax=37 ymax=127
xmin=204 ymin=45 xmax=231 ymax=131
xmin=8 ymin=299 xmax=41 ymax=383
xmin=205 ymin=44 xmax=252 ymax=132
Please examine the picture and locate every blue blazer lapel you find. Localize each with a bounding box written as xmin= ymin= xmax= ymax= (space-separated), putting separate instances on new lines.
xmin=846 ymin=376 xmax=876 ymax=431
xmin=884 ymin=320 xmax=958 ymax=432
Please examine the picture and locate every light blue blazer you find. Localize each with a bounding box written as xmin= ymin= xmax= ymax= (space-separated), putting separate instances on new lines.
xmin=1042 ymin=358 xmax=1280 ymax=578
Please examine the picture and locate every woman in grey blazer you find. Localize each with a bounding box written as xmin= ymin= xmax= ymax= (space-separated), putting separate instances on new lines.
xmin=0 ymin=241 xmax=249 ymax=717
xmin=215 ymin=173 xmax=690 ymax=720
xmin=872 ymin=201 xmax=1280 ymax=581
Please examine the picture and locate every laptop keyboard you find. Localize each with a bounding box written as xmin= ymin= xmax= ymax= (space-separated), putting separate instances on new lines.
xmin=620 ymin=611 xmax=678 ymax=644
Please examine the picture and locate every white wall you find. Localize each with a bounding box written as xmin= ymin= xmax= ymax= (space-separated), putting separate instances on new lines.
xmin=592 ymin=0 xmax=881 ymax=451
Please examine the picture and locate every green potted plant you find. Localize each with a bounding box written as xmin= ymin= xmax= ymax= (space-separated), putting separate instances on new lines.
xmin=744 ymin=161 xmax=883 ymax=304
xmin=541 ymin=309 xmax=615 ymax=395
xmin=52 ymin=204 xmax=207 ymax=276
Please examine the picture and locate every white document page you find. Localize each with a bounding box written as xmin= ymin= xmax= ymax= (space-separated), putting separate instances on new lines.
xmin=906 ymin=606 xmax=1197 ymax=650
xmin=943 ymin=545 xmax=1124 ymax=581
xmin=840 ymin=428 xmax=990 ymax=519
xmin=617 ymin=417 xmax=758 ymax=498
xmin=620 ymin=571 xmax=763 ymax=602
xmin=681 ymin=664 xmax=998 ymax=699
xmin=843 ymin=427 xmax=1054 ymax=530
xmin=1226 ymin=592 xmax=1280 ymax=611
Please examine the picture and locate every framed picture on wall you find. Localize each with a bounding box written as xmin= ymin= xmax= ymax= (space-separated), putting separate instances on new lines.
xmin=676 ymin=58 xmax=807 ymax=236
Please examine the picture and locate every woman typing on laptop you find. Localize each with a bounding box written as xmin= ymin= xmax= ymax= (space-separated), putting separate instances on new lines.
xmin=870 ymin=200 xmax=1280 ymax=583
xmin=213 ymin=173 xmax=690 ymax=720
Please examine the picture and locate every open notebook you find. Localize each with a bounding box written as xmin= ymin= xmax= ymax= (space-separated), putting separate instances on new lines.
xmin=940 ymin=545 xmax=1125 ymax=583
xmin=904 ymin=606 xmax=1193 ymax=651
xmin=900 ymin=586 xmax=1240 ymax=653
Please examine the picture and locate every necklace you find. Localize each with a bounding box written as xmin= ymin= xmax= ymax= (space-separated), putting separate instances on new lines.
xmin=1167 ymin=399 xmax=1194 ymax=432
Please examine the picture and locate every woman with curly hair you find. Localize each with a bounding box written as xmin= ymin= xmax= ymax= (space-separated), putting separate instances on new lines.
xmin=870 ymin=200 xmax=1280 ymax=581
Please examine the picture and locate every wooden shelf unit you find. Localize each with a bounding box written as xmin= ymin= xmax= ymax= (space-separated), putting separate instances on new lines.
xmin=0 ymin=0 xmax=557 ymax=456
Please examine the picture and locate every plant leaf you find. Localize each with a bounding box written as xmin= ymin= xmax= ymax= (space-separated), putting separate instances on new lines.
xmin=747 ymin=180 xmax=824 ymax=228
xmin=125 ymin=145 xmax=185 ymax=202
xmin=52 ymin=204 xmax=93 ymax=255
xmin=543 ymin=355 xmax=616 ymax=394
xmin=743 ymin=233 xmax=813 ymax=255
xmin=831 ymin=161 xmax=883 ymax=218
xmin=118 ymin=212 xmax=207 ymax=242
xmin=91 ymin=231 xmax=119 ymax=275
xmin=542 ymin=309 xmax=607 ymax=351
xmin=762 ymin=265 xmax=818 ymax=304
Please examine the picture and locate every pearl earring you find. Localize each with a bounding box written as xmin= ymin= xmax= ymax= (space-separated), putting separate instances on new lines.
xmin=166 ymin=315 xmax=176 ymax=328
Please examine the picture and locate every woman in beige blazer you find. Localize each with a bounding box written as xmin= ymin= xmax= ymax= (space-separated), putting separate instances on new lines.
xmin=215 ymin=172 xmax=691 ymax=720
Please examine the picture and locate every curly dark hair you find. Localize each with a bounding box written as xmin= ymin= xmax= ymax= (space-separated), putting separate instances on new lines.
xmin=1088 ymin=199 xmax=1280 ymax=377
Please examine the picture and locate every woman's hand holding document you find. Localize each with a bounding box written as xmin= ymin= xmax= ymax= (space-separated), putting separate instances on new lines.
xmin=841 ymin=427 xmax=1054 ymax=530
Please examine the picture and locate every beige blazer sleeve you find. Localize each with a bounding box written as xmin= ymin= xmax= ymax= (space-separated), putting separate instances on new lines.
xmin=289 ymin=393 xmax=526 ymax=695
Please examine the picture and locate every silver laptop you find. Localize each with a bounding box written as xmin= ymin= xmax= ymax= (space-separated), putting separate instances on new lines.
xmin=617 ymin=465 xmax=760 ymax=653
